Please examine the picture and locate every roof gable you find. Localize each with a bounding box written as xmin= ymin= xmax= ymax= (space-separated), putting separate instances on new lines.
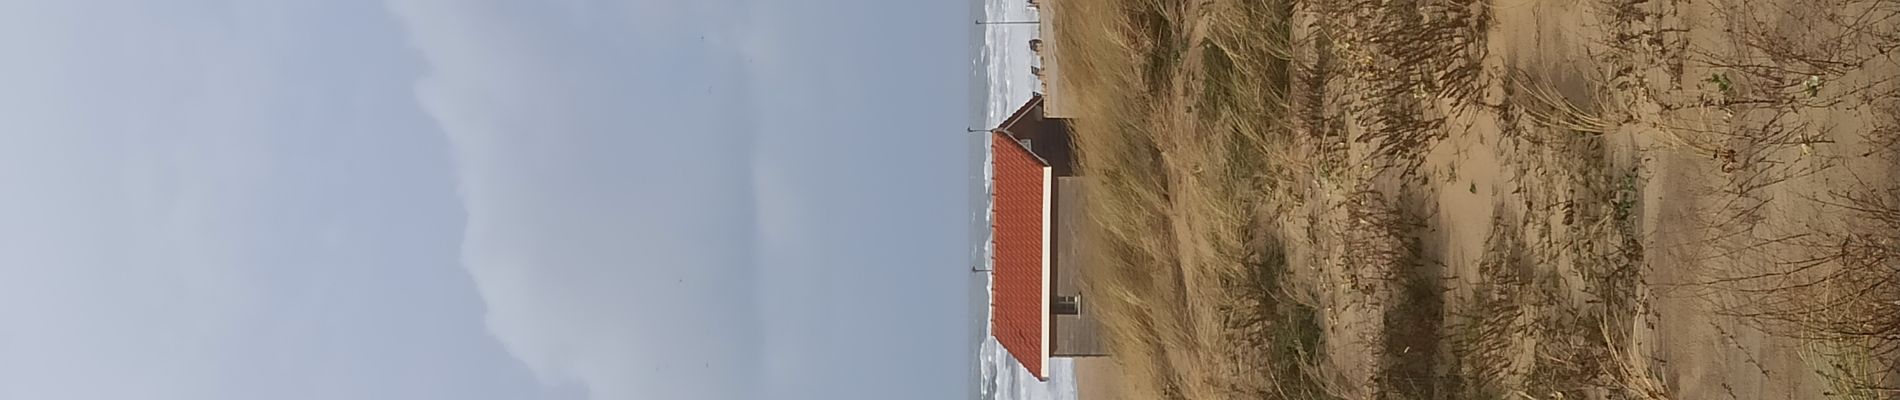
xmin=995 ymin=94 xmax=1047 ymax=133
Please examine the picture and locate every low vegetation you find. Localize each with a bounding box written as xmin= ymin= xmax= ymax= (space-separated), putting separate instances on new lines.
xmin=1047 ymin=0 xmax=1900 ymax=397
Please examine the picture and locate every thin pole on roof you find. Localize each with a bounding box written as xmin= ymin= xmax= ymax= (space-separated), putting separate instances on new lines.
xmin=968 ymin=127 xmax=992 ymax=132
xmin=973 ymin=20 xmax=1039 ymax=25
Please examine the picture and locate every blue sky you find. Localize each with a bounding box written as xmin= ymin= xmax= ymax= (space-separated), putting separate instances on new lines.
xmin=0 ymin=1 xmax=976 ymax=399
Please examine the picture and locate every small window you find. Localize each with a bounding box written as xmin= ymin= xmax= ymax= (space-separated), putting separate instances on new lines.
xmin=1018 ymin=138 xmax=1033 ymax=150
xmin=1052 ymin=295 xmax=1082 ymax=315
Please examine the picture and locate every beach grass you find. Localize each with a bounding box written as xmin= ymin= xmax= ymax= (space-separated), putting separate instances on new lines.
xmin=1046 ymin=0 xmax=1320 ymax=397
xmin=1044 ymin=0 xmax=1900 ymax=397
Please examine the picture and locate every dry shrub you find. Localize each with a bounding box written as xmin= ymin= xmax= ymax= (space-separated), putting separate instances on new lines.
xmin=1635 ymin=0 xmax=1900 ymax=391
xmin=1339 ymin=191 xmax=1420 ymax=297
xmin=1437 ymin=194 xmax=1653 ymax=400
xmin=1510 ymin=74 xmax=1623 ymax=138
xmin=1747 ymin=188 xmax=1900 ymax=390
xmin=1314 ymin=189 xmax=1450 ymax=400
xmin=1441 ymin=217 xmax=1535 ymax=399
xmin=1685 ymin=185 xmax=1900 ymax=394
xmin=1697 ymin=0 xmax=1899 ymax=87
xmin=1860 ymin=93 xmax=1900 ymax=157
xmin=1311 ymin=0 xmax=1492 ymax=178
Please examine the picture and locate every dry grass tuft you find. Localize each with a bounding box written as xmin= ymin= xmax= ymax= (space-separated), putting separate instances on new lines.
xmin=1511 ymin=74 xmax=1623 ymax=137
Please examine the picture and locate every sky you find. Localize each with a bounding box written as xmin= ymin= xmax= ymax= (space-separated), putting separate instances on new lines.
xmin=0 ymin=1 xmax=978 ymax=399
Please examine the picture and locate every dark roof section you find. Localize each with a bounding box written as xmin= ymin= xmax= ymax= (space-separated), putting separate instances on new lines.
xmin=995 ymin=94 xmax=1047 ymax=133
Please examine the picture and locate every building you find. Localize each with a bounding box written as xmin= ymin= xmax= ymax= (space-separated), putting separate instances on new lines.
xmin=989 ymin=95 xmax=1107 ymax=381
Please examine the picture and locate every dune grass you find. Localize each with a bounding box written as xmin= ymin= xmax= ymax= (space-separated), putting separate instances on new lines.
xmin=1046 ymin=0 xmax=1316 ymax=398
xmin=1045 ymin=0 xmax=1900 ymax=397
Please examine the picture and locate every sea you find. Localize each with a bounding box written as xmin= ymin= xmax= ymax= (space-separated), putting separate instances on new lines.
xmin=965 ymin=0 xmax=1079 ymax=398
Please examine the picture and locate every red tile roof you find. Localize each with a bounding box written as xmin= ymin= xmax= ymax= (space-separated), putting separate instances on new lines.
xmin=990 ymin=131 xmax=1050 ymax=380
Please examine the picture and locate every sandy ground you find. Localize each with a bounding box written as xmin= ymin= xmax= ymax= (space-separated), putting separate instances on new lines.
xmin=1073 ymin=357 xmax=1122 ymax=400
xmin=1282 ymin=0 xmax=1897 ymax=396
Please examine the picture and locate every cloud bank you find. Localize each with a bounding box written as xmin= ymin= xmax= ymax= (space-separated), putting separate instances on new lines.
xmin=387 ymin=1 xmax=765 ymax=398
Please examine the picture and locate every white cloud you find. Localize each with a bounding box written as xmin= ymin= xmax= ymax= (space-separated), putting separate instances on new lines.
xmin=387 ymin=1 xmax=766 ymax=399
